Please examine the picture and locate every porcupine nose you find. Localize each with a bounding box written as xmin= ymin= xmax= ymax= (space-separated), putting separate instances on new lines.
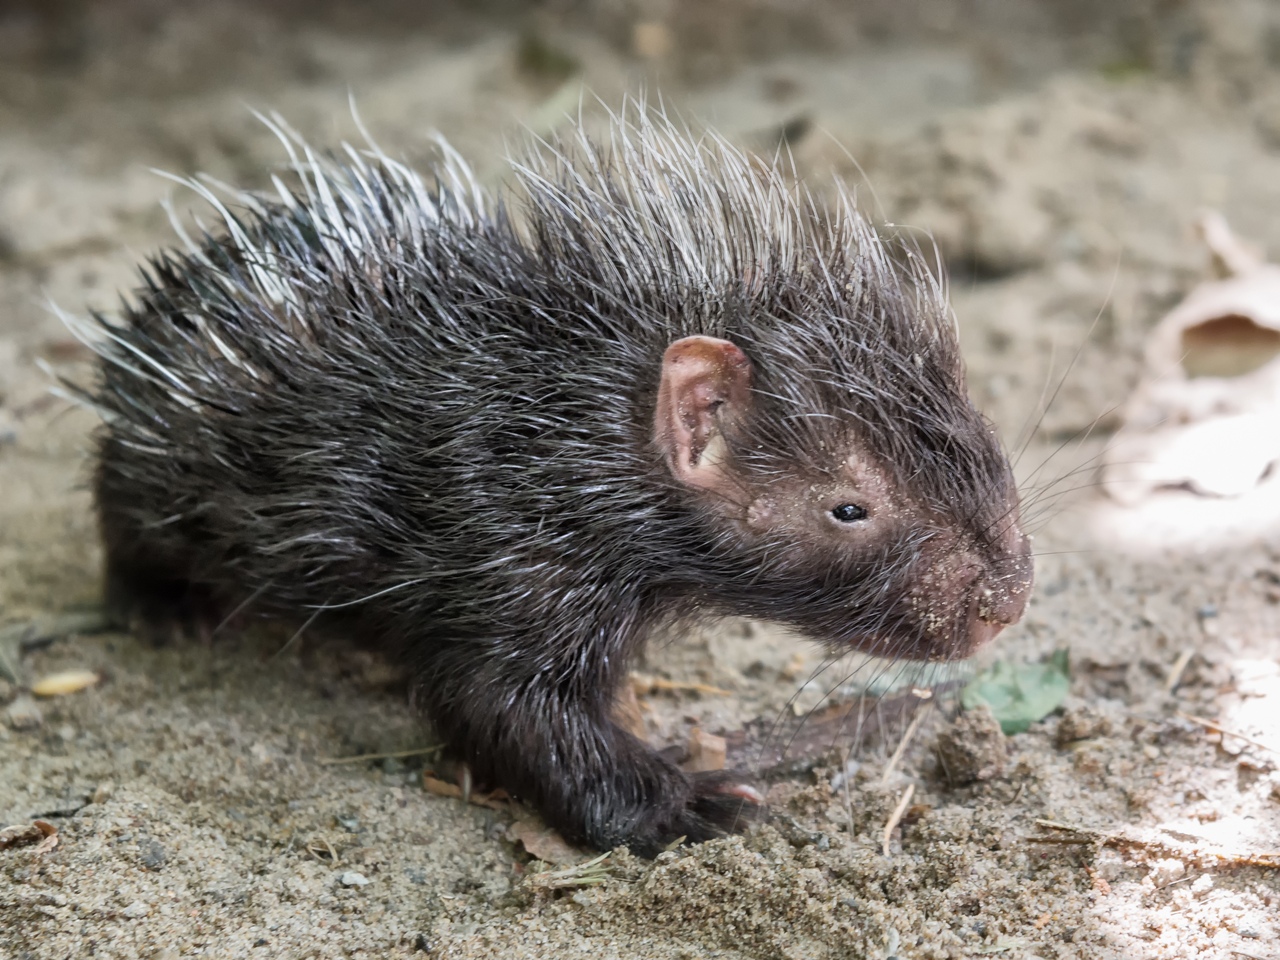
xmin=966 ymin=526 xmax=1034 ymax=651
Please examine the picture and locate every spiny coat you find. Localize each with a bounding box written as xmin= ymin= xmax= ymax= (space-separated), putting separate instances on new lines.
xmin=75 ymin=108 xmax=1031 ymax=853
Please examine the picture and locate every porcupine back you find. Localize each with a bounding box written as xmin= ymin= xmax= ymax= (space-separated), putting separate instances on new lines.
xmin=84 ymin=112 xmax=1000 ymax=637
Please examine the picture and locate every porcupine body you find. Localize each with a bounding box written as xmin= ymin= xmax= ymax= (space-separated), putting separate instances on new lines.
xmin=82 ymin=110 xmax=1033 ymax=855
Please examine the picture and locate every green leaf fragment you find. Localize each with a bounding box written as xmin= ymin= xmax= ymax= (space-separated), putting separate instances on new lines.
xmin=961 ymin=649 xmax=1071 ymax=735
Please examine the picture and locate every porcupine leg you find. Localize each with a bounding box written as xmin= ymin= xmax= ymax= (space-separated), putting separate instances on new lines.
xmin=418 ymin=651 xmax=762 ymax=855
xmin=101 ymin=547 xmax=218 ymax=644
xmin=95 ymin=448 xmax=221 ymax=644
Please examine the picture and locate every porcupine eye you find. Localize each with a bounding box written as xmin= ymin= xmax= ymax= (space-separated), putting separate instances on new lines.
xmin=830 ymin=503 xmax=868 ymax=523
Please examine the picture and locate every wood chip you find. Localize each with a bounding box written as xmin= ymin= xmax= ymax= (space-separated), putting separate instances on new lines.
xmin=682 ymin=727 xmax=727 ymax=773
xmin=31 ymin=669 xmax=100 ymax=697
xmin=32 ymin=821 xmax=59 ymax=856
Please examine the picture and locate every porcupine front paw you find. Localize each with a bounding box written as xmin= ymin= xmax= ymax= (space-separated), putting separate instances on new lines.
xmin=592 ymin=762 xmax=765 ymax=858
xmin=426 ymin=673 xmax=764 ymax=857
xmin=645 ymin=770 xmax=765 ymax=855
xmin=108 ymin=593 xmax=215 ymax=645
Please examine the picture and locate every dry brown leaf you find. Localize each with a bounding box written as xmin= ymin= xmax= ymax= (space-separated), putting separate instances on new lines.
xmin=507 ymin=818 xmax=592 ymax=866
xmin=1103 ymin=213 xmax=1280 ymax=503
xmin=0 ymin=822 xmax=44 ymax=850
xmin=0 ymin=819 xmax=57 ymax=853
xmin=32 ymin=820 xmax=59 ymax=857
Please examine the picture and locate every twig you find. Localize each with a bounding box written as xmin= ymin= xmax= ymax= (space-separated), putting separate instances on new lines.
xmin=1032 ymin=819 xmax=1280 ymax=869
xmin=630 ymin=673 xmax=732 ymax=697
xmin=881 ymin=783 xmax=915 ymax=857
xmin=1177 ymin=712 xmax=1277 ymax=755
xmin=305 ymin=837 xmax=340 ymax=863
xmin=1033 ymin=820 xmax=1110 ymax=842
xmin=316 ymin=745 xmax=441 ymax=766
xmin=525 ymin=852 xmax=615 ymax=890
xmin=421 ymin=773 xmax=510 ymax=811
xmin=1163 ymin=649 xmax=1194 ymax=694
xmin=880 ymin=708 xmax=927 ymax=785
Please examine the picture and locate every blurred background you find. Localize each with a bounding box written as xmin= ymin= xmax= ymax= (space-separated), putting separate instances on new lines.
xmin=3 ymin=3 xmax=1280 ymax=958
xmin=3 ymin=0 xmax=1280 ymax=449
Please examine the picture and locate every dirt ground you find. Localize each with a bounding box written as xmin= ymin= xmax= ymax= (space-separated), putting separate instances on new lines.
xmin=2 ymin=1 xmax=1279 ymax=957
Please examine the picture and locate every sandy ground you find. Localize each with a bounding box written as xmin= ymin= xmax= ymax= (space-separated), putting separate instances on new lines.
xmin=2 ymin=2 xmax=1279 ymax=957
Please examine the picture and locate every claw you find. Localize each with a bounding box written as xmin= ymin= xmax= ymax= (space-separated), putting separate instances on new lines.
xmin=459 ymin=762 xmax=473 ymax=806
xmin=720 ymin=783 xmax=765 ymax=804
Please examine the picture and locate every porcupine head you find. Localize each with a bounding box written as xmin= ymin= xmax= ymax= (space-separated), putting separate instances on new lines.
xmin=604 ymin=132 xmax=1036 ymax=667
xmin=651 ymin=327 xmax=1032 ymax=663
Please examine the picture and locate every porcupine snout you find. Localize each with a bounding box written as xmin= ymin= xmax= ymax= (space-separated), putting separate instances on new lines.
xmin=955 ymin=516 xmax=1034 ymax=657
xmin=906 ymin=511 xmax=1033 ymax=661
xmin=968 ymin=520 xmax=1034 ymax=648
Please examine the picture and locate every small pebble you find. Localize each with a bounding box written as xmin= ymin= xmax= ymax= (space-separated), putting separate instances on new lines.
xmin=140 ymin=839 xmax=167 ymax=870
xmin=1054 ymin=704 xmax=1112 ymax=745
xmin=1148 ymin=858 xmax=1185 ymax=886
xmin=121 ymin=900 xmax=150 ymax=919
xmin=340 ymin=871 xmax=370 ymax=887
xmin=935 ymin=705 xmax=1008 ymax=784
xmin=5 ymin=694 xmax=42 ymax=729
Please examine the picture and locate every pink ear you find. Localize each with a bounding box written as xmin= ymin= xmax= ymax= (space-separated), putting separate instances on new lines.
xmin=654 ymin=336 xmax=753 ymax=495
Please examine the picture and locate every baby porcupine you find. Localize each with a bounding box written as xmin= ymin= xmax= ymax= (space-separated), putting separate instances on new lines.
xmin=77 ymin=109 xmax=1033 ymax=855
